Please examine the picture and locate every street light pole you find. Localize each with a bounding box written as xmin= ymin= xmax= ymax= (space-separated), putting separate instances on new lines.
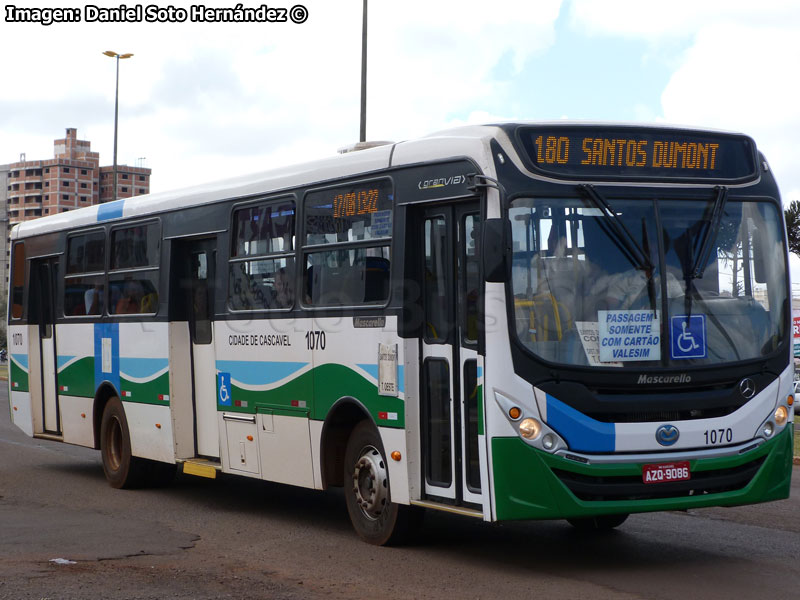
xmin=103 ymin=50 xmax=133 ymax=203
xmin=360 ymin=0 xmax=367 ymax=143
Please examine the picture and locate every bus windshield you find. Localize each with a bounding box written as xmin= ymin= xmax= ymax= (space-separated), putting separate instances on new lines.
xmin=509 ymin=194 xmax=787 ymax=368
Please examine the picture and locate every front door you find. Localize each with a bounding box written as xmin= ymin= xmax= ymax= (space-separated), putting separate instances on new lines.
xmin=30 ymin=257 xmax=60 ymax=434
xmin=172 ymin=239 xmax=219 ymax=458
xmin=418 ymin=202 xmax=484 ymax=507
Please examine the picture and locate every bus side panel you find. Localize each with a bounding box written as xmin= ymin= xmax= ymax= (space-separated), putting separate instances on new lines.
xmin=402 ymin=338 xmax=421 ymax=502
xmin=118 ymin=322 xmax=175 ymax=463
xmin=26 ymin=324 xmax=44 ymax=435
xmin=168 ymin=321 xmax=196 ymax=460
xmin=214 ymin=315 xmax=410 ymax=501
xmin=59 ymin=396 xmax=95 ymax=447
xmin=215 ymin=317 xmax=313 ymax=482
xmin=483 ymin=281 xmax=537 ymax=522
xmin=55 ymin=323 xmax=96 ymax=447
xmin=9 ymin=390 xmax=34 ymax=437
xmin=124 ymin=402 xmax=175 ymax=463
xmin=309 ymin=419 xmax=324 ymax=489
xmin=8 ymin=324 xmax=33 ymax=436
xmin=311 ymin=315 xmax=409 ymax=505
xmin=379 ymin=426 xmax=410 ymax=505
xmin=257 ymin=412 xmax=314 ymax=488
xmin=310 ymin=316 xmax=406 ymax=427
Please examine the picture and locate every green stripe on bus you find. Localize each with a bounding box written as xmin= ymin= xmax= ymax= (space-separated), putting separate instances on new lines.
xmin=55 ymin=356 xmax=170 ymax=405
xmin=223 ymin=363 xmax=405 ymax=428
xmin=119 ymin=371 xmax=170 ymax=405
xmin=10 ymin=359 xmax=29 ymax=392
xmin=56 ymin=356 xmax=95 ymax=397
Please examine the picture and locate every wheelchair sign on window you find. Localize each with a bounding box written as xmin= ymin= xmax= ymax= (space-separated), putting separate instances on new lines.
xmin=670 ymin=315 xmax=707 ymax=359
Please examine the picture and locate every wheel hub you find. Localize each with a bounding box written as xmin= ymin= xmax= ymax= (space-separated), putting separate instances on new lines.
xmin=107 ymin=417 xmax=123 ymax=471
xmin=351 ymin=445 xmax=388 ymax=520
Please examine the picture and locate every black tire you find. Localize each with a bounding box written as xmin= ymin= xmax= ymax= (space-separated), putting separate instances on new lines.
xmin=100 ymin=397 xmax=150 ymax=489
xmin=344 ymin=420 xmax=423 ymax=545
xmin=567 ymin=513 xmax=629 ymax=531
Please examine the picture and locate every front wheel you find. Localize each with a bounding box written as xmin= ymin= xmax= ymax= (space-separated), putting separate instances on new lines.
xmin=344 ymin=420 xmax=422 ymax=545
xmin=567 ymin=513 xmax=629 ymax=531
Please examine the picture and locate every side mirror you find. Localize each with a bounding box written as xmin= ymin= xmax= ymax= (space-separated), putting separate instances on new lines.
xmin=482 ymin=218 xmax=507 ymax=282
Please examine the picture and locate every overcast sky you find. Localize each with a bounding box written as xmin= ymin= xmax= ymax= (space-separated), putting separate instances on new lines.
xmin=2 ymin=0 xmax=799 ymax=205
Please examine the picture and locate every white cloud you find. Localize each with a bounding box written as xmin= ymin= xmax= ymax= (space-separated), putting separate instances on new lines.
xmin=568 ymin=0 xmax=799 ymax=39
xmin=659 ymin=22 xmax=800 ymax=204
xmin=568 ymin=1 xmax=800 ymax=204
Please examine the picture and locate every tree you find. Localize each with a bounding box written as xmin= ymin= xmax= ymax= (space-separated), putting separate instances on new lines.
xmin=785 ymin=200 xmax=800 ymax=257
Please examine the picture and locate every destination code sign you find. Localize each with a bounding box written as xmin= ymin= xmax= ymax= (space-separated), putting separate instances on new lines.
xmin=305 ymin=179 xmax=393 ymax=242
xmin=517 ymin=126 xmax=758 ymax=182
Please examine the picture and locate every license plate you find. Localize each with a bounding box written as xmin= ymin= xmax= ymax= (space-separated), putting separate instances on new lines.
xmin=642 ymin=461 xmax=691 ymax=484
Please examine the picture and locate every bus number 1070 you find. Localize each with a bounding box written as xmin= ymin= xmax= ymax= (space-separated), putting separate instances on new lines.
xmin=305 ymin=330 xmax=326 ymax=350
xmin=703 ymin=428 xmax=733 ymax=445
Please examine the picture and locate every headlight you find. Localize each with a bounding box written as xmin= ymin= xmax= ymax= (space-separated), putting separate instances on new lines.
xmin=774 ymin=406 xmax=788 ymax=426
xmin=519 ymin=418 xmax=541 ymax=440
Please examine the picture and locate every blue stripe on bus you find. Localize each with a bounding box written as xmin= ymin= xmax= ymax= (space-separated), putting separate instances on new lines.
xmin=94 ymin=323 xmax=120 ymax=393
xmin=119 ymin=357 xmax=169 ymax=379
xmin=545 ymin=393 xmax=615 ymax=453
xmin=97 ymin=200 xmax=125 ymax=222
xmin=11 ymin=353 xmax=29 ymax=370
xmin=356 ymin=364 xmax=405 ymax=394
xmin=56 ymin=355 xmax=77 ymax=370
xmin=215 ymin=360 xmax=309 ymax=387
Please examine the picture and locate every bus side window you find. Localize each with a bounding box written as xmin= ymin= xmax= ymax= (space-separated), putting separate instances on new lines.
xmin=65 ymin=231 xmax=107 ymax=318
xmin=229 ymin=200 xmax=296 ymax=311
xmin=10 ymin=242 xmax=26 ymax=319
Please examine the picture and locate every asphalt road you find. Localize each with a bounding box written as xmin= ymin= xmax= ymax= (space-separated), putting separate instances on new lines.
xmin=1 ymin=386 xmax=799 ymax=600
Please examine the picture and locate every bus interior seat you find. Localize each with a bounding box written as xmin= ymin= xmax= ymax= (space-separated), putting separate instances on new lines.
xmin=364 ymin=256 xmax=390 ymax=302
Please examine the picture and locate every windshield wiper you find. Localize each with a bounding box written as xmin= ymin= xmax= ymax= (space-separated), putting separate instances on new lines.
xmin=579 ymin=184 xmax=653 ymax=272
xmin=691 ymin=186 xmax=728 ymax=279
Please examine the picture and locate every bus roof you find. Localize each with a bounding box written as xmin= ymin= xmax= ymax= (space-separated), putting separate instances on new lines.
xmin=10 ymin=121 xmax=752 ymax=240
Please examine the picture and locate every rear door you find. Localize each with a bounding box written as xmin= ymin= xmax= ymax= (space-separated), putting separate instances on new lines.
xmin=30 ymin=257 xmax=60 ymax=434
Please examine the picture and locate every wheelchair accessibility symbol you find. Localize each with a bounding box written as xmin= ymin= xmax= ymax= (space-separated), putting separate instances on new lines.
xmin=670 ymin=315 xmax=707 ymax=359
xmin=217 ymin=372 xmax=232 ymax=406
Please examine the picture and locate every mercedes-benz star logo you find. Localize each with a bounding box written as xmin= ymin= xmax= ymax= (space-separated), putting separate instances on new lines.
xmin=655 ymin=424 xmax=679 ymax=446
xmin=739 ymin=378 xmax=756 ymax=399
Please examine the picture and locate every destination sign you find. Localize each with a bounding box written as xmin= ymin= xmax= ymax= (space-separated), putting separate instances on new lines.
xmin=305 ymin=179 xmax=393 ymax=244
xmin=516 ymin=126 xmax=758 ymax=182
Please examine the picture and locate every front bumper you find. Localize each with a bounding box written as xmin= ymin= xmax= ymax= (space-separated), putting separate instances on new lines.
xmin=492 ymin=425 xmax=793 ymax=521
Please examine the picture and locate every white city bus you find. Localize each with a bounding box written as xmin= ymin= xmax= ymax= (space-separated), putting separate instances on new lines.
xmin=7 ymin=123 xmax=794 ymax=544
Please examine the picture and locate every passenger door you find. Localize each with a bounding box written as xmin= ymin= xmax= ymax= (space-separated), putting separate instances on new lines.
xmin=171 ymin=238 xmax=220 ymax=458
xmin=30 ymin=257 xmax=60 ymax=435
xmin=418 ymin=203 xmax=485 ymax=507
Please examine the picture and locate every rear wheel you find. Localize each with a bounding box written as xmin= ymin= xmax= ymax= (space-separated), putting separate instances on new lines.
xmin=344 ymin=420 xmax=422 ymax=545
xmin=567 ymin=513 xmax=629 ymax=530
xmin=100 ymin=397 xmax=171 ymax=489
